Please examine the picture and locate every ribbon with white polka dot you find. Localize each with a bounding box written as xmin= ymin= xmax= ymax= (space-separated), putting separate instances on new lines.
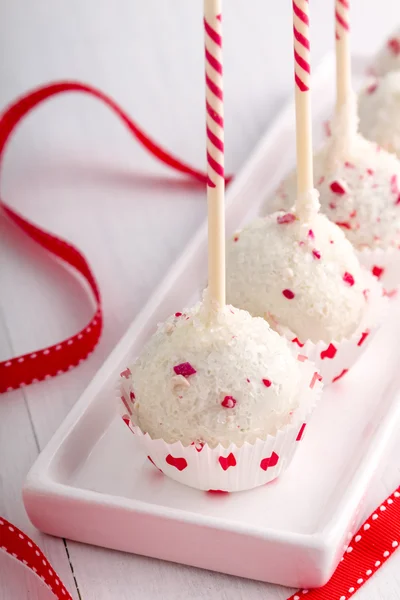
xmin=0 ymin=517 xmax=73 ymax=599
xmin=0 ymin=81 xmax=232 ymax=394
xmin=287 ymin=486 xmax=400 ymax=599
xmin=1 ymin=486 xmax=400 ymax=598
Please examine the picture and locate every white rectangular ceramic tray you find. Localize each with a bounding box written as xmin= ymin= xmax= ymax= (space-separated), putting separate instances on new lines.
xmin=24 ymin=53 xmax=400 ymax=589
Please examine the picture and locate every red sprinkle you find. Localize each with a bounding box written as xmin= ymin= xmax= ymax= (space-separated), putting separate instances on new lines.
xmin=312 ymin=249 xmax=321 ymax=260
xmin=221 ymin=395 xmax=237 ymax=409
xmin=246 ymin=378 xmax=250 ymax=383
xmin=329 ymin=202 xmax=337 ymax=210
xmin=344 ymin=161 xmax=355 ymax=168
xmin=350 ymin=210 xmax=357 ymax=218
xmin=130 ymin=391 xmax=135 ymax=402
xmin=330 ymin=181 xmax=347 ymax=195
xmin=262 ymin=379 xmax=272 ymax=388
xmin=277 ymin=213 xmax=296 ymax=225
xmin=282 ymin=289 xmax=295 ymax=299
xmin=317 ymin=175 xmax=325 ymax=185
xmin=343 ymin=272 xmax=355 ymax=286
xmin=372 ymin=265 xmax=385 ymax=280
xmin=388 ymin=38 xmax=400 ymax=55
xmin=308 ymin=229 xmax=315 ymax=239
xmin=367 ymin=81 xmax=378 ymax=95
xmin=366 ymin=168 xmax=374 ymax=176
xmin=336 ymin=221 xmax=351 ymax=230
xmin=120 ymin=368 xmax=131 ymax=379
xmin=324 ymin=120 xmax=331 ymax=137
xmin=292 ymin=337 xmax=305 ymax=347
xmin=233 ymin=235 xmax=239 ymax=242
xmin=192 ymin=441 xmax=205 ymax=452
xmin=396 ymin=195 xmax=400 ymax=205
xmin=175 ymin=312 xmax=182 ymax=317
xmin=391 ymin=174 xmax=399 ymax=195
xmin=330 ymin=240 xmax=334 ymax=244
xmin=173 ymin=362 xmax=197 ymax=377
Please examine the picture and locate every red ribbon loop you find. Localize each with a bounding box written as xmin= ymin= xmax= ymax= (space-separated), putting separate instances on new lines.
xmin=0 ymin=81 xmax=232 ymax=393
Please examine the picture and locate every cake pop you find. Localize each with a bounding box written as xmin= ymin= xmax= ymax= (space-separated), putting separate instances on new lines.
xmin=371 ymin=27 xmax=400 ymax=77
xmin=359 ymin=71 xmax=400 ymax=161
xmin=270 ymin=134 xmax=400 ymax=251
xmin=227 ymin=210 xmax=366 ymax=344
xmin=125 ymin=296 xmax=306 ymax=448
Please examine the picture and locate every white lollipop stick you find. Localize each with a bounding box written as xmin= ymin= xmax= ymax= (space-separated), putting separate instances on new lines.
xmin=292 ymin=0 xmax=318 ymax=217
xmin=335 ymin=0 xmax=351 ymax=110
xmin=204 ymin=0 xmax=225 ymax=307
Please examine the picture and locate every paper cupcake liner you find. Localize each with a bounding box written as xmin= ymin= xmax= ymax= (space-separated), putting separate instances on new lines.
xmin=357 ymin=246 xmax=400 ymax=300
xmin=285 ymin=270 xmax=388 ymax=385
xmin=117 ymin=361 xmax=322 ymax=492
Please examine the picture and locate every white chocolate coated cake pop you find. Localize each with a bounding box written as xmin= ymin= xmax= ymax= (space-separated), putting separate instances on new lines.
xmin=126 ymin=295 xmax=304 ymax=448
xmin=269 ymin=134 xmax=400 ymax=251
xmin=371 ymin=28 xmax=400 ymax=77
xmin=359 ymin=71 xmax=400 ymax=160
xmin=226 ymin=210 xmax=366 ymax=344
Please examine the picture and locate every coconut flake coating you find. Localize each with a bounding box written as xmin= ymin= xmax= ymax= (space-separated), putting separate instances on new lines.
xmin=269 ymin=136 xmax=400 ymax=250
xmin=128 ymin=300 xmax=303 ymax=448
xmin=359 ymin=72 xmax=400 ymax=160
xmin=372 ymin=29 xmax=400 ymax=77
xmin=226 ymin=211 xmax=366 ymax=344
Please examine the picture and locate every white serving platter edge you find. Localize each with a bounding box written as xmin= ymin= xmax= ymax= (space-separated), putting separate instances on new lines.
xmin=23 ymin=53 xmax=400 ymax=589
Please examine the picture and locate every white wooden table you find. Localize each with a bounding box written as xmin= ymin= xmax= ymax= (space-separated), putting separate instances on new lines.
xmin=1 ymin=1 xmax=400 ymax=598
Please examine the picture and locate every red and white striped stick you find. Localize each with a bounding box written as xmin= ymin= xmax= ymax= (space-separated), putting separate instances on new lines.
xmin=335 ymin=0 xmax=351 ymax=110
xmin=204 ymin=0 xmax=225 ymax=308
xmin=292 ymin=0 xmax=314 ymax=210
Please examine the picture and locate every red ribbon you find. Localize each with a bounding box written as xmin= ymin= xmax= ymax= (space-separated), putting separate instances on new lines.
xmin=0 ymin=516 xmax=73 ymax=599
xmin=0 ymin=81 xmax=231 ymax=394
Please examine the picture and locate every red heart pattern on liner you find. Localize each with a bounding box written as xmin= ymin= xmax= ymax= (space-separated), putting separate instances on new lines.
xmin=320 ymin=343 xmax=337 ymax=360
xmin=358 ymin=330 xmax=370 ymax=347
xmin=218 ymin=452 xmax=237 ymax=471
xmin=333 ymin=368 xmax=349 ymax=383
xmin=260 ymin=451 xmax=279 ymax=471
xmin=166 ymin=455 xmax=188 ymax=471
xmin=296 ymin=423 xmax=307 ymax=441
